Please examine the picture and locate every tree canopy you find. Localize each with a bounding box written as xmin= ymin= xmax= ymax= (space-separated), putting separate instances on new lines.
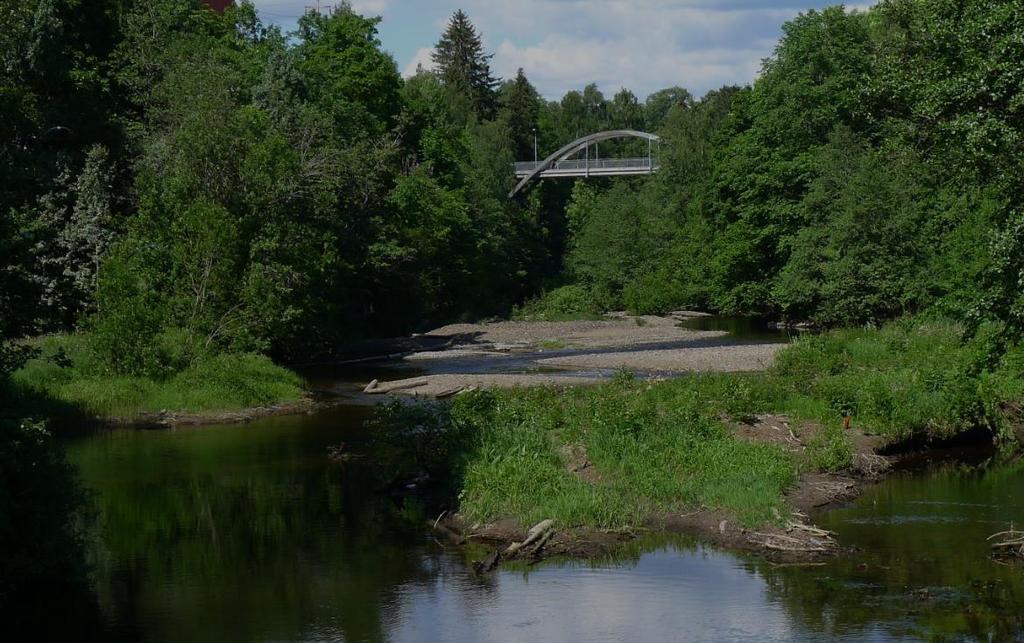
xmin=3 ymin=0 xmax=1024 ymax=380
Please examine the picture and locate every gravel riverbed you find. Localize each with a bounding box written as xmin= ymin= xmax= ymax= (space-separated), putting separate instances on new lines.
xmin=361 ymin=313 xmax=788 ymax=398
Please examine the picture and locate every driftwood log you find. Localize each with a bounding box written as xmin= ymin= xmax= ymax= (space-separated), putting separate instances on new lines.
xmin=989 ymin=529 xmax=1024 ymax=559
xmin=504 ymin=519 xmax=555 ymax=558
xmin=747 ymin=521 xmax=839 ymax=554
xmin=364 ymin=378 xmax=429 ymax=394
xmin=434 ymin=386 xmax=467 ymax=399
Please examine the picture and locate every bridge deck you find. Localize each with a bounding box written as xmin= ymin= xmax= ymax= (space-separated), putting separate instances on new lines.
xmin=513 ymin=157 xmax=659 ymax=178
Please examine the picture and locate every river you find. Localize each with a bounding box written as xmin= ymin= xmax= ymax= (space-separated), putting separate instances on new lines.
xmin=58 ymin=322 xmax=1024 ymax=642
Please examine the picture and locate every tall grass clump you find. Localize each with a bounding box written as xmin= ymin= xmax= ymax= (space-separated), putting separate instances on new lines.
xmin=773 ymin=319 xmax=1020 ymax=443
xmin=450 ymin=382 xmax=794 ymax=530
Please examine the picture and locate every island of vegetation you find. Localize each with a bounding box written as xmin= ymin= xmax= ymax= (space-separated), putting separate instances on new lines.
xmin=3 ymin=0 xmax=1024 ymax=607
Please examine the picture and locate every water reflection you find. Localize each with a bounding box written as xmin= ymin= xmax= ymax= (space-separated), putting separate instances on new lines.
xmin=677 ymin=315 xmax=796 ymax=342
xmin=758 ymin=459 xmax=1024 ymax=640
xmin=386 ymin=545 xmax=809 ymax=642
xmin=64 ymin=409 xmax=1024 ymax=641
xmin=0 ymin=421 xmax=103 ymax=641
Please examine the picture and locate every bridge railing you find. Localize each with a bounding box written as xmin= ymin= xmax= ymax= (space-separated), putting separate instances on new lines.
xmin=513 ymin=157 xmax=659 ymax=174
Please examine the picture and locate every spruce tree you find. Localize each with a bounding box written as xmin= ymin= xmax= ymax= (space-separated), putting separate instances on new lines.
xmin=432 ymin=10 xmax=499 ymax=119
xmin=499 ymin=68 xmax=540 ymax=161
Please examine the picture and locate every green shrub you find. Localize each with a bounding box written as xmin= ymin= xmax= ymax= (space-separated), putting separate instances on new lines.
xmin=623 ymin=270 xmax=690 ymax=315
xmin=806 ymin=424 xmax=854 ymax=472
xmin=514 ymin=284 xmax=603 ymax=321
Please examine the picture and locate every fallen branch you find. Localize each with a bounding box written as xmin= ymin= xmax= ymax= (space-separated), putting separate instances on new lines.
xmin=427 ymin=515 xmax=465 ymax=545
xmin=989 ymin=528 xmax=1024 ymax=559
xmin=763 ymin=542 xmax=829 ymax=553
xmin=987 ymin=529 xmax=1024 ymax=542
xmin=473 ymin=549 xmax=501 ymax=574
xmin=855 ymin=453 xmax=892 ymax=477
xmin=749 ymin=523 xmax=838 ymax=554
xmin=434 ymin=386 xmax=467 ymax=399
xmin=786 ymin=522 xmax=835 ymax=538
xmin=527 ymin=528 xmax=556 ymax=560
xmin=504 ymin=519 xmax=555 ymax=558
xmin=365 ymin=378 xmax=430 ymax=395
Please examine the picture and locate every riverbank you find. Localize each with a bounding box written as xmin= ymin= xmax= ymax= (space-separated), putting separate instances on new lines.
xmin=4 ymin=313 xmax=775 ymax=425
xmin=373 ymin=318 xmax=1024 ymax=563
xmin=5 ymin=334 xmax=307 ymax=427
xmin=61 ymin=396 xmax=1024 ymax=641
xmin=440 ymin=416 xmax=888 ymax=564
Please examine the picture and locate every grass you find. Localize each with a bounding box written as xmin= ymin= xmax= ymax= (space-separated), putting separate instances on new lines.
xmin=451 ymin=382 xmax=796 ymax=529
xmin=7 ymin=334 xmax=305 ymax=420
xmin=374 ymin=317 xmax=1024 ymax=532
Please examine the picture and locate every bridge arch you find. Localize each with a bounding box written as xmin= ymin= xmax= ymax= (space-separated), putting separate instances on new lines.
xmin=509 ymin=129 xmax=661 ymax=197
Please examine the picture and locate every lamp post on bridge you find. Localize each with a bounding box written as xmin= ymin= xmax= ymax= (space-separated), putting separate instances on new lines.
xmin=532 ymin=128 xmax=538 ymax=166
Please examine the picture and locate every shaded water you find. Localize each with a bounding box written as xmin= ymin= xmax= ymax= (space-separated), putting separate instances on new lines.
xmin=678 ymin=315 xmax=798 ymax=342
xmin=62 ymin=406 xmax=1024 ymax=642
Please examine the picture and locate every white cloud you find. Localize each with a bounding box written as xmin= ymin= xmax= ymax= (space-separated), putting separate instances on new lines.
xmin=349 ymin=0 xmax=391 ymax=15
xmin=464 ymin=1 xmax=803 ymax=98
xmin=402 ymin=46 xmax=436 ymax=77
xmin=251 ymin=0 xmax=390 ymax=19
xmin=496 ymin=37 xmax=766 ymax=100
xmin=253 ymin=0 xmax=880 ymax=99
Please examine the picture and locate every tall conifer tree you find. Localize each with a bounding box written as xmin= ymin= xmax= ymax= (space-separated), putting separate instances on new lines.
xmin=499 ymin=68 xmax=540 ymax=160
xmin=432 ymin=10 xmax=499 ymax=119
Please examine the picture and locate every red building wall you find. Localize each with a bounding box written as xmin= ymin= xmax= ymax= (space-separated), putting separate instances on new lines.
xmin=205 ymin=0 xmax=234 ymax=13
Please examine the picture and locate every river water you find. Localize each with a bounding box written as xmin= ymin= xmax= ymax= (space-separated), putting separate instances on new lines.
xmin=59 ymin=322 xmax=1024 ymax=642
xmin=63 ymin=409 xmax=1024 ymax=641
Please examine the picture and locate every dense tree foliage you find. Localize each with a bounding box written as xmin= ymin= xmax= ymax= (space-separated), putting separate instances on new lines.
xmin=1 ymin=2 xmax=548 ymax=378
xmin=547 ymin=0 xmax=1024 ymax=347
xmin=4 ymin=0 xmax=1024 ymax=377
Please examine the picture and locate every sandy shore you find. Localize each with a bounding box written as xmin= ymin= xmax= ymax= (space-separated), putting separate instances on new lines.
xmin=355 ymin=313 xmax=788 ymax=398
xmin=536 ymin=343 xmax=784 ymax=373
xmin=365 ymin=373 xmax=605 ymax=398
xmin=421 ymin=313 xmax=726 ymax=351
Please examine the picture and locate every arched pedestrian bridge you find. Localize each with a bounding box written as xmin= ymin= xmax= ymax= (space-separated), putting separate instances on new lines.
xmin=510 ymin=129 xmax=661 ymax=197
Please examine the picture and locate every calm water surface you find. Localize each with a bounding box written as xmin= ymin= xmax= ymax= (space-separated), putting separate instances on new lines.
xmin=63 ymin=403 xmax=1024 ymax=642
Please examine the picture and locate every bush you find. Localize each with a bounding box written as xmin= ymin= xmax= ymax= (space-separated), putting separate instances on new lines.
xmin=90 ymin=238 xmax=172 ymax=377
xmin=514 ymin=284 xmax=603 ymax=321
xmin=623 ymin=269 xmax=689 ymax=315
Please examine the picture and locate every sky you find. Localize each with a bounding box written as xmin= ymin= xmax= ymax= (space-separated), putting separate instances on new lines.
xmin=251 ymin=0 xmax=872 ymax=100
